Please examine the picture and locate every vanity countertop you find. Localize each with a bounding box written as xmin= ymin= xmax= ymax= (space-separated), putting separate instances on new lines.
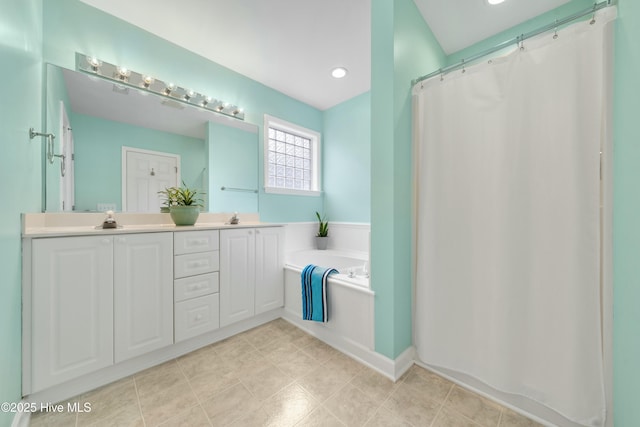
xmin=22 ymin=213 xmax=282 ymax=238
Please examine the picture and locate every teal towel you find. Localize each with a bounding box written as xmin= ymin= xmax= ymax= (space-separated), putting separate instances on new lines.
xmin=301 ymin=264 xmax=337 ymax=322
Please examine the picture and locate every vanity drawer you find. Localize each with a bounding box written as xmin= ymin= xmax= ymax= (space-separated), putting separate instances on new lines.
xmin=174 ymin=272 xmax=219 ymax=303
xmin=174 ymin=251 xmax=219 ymax=279
xmin=174 ymin=230 xmax=219 ymax=255
xmin=175 ymin=294 xmax=219 ymax=342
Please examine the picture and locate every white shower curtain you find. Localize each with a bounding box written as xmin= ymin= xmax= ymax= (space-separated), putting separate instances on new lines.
xmin=413 ymin=8 xmax=615 ymax=427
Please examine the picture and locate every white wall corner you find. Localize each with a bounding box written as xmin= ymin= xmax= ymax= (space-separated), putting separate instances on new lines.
xmin=11 ymin=403 xmax=31 ymax=427
xmin=393 ymin=346 xmax=416 ymax=380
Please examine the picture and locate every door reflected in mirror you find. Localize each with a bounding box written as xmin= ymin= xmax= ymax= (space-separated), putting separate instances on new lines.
xmin=44 ymin=64 xmax=259 ymax=213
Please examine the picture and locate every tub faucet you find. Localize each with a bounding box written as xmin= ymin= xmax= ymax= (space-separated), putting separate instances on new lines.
xmin=362 ymin=262 xmax=369 ymax=278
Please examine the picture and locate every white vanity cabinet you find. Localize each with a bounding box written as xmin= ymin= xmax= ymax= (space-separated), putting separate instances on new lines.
xmin=114 ymin=233 xmax=174 ymax=362
xmin=27 ymin=232 xmax=173 ymax=392
xmin=173 ymin=230 xmax=220 ymax=342
xmin=220 ymin=227 xmax=284 ymax=327
xmin=31 ymin=236 xmax=114 ymax=393
xmin=255 ymin=227 xmax=285 ymax=314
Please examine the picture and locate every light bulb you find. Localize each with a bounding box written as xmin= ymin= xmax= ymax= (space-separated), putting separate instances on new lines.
xmin=331 ymin=67 xmax=348 ymax=79
xmin=142 ymin=75 xmax=154 ymax=88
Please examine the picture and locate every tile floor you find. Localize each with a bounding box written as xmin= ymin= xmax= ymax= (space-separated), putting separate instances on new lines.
xmin=30 ymin=319 xmax=542 ymax=427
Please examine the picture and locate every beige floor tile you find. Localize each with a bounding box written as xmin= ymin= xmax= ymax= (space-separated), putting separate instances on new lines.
xmin=271 ymin=349 xmax=319 ymax=380
xmin=499 ymin=408 xmax=544 ymax=427
xmin=176 ymin=344 xmax=225 ymax=379
xmin=262 ymin=337 xmax=302 ymax=360
xmin=445 ymin=386 xmax=502 ymax=427
xmin=228 ymin=407 xmax=273 ymax=427
xmin=30 ymin=409 xmax=78 ymax=427
xmin=296 ymin=406 xmax=346 ymax=427
xmin=323 ymin=383 xmax=380 ymax=427
xmin=138 ymin=381 xmax=199 ymax=426
xmin=433 ymin=407 xmax=482 ymax=427
xmin=156 ymin=404 xmax=211 ymax=427
xmin=32 ymin=320 xmax=543 ymax=427
xmin=212 ymin=335 xmax=256 ymax=359
xmin=76 ymin=377 xmax=141 ymax=426
xmin=301 ymin=340 xmax=341 ymax=363
xmin=383 ymin=381 xmax=441 ymax=426
xmin=260 ymin=383 xmax=319 ymax=426
xmin=242 ymin=323 xmax=289 ymax=348
xmin=323 ymin=353 xmax=365 ymax=379
xmin=240 ymin=362 xmax=295 ymax=401
xmin=201 ymin=383 xmax=262 ymax=426
xmin=292 ymin=334 xmax=324 ymax=350
xmin=363 ymin=407 xmax=413 ymax=427
xmin=350 ymin=368 xmax=399 ymax=403
xmin=135 ymin=360 xmax=189 ymax=398
xmin=402 ymin=364 xmax=454 ymax=404
xmin=188 ymin=365 xmax=240 ymax=402
xmin=297 ymin=364 xmax=354 ymax=402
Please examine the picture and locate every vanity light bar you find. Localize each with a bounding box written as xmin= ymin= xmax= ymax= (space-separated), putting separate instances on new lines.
xmin=76 ymin=53 xmax=245 ymax=120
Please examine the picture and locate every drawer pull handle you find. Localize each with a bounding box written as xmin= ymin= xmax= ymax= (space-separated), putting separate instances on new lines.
xmin=188 ymin=261 xmax=207 ymax=268
xmin=188 ymin=283 xmax=206 ymax=291
xmin=188 ymin=238 xmax=208 ymax=245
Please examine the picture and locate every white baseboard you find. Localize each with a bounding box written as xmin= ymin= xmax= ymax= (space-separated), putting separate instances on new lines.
xmin=11 ymin=405 xmax=30 ymax=427
xmin=281 ymin=311 xmax=413 ymax=381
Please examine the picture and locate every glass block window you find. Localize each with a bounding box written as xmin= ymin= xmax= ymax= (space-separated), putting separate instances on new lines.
xmin=264 ymin=115 xmax=320 ymax=196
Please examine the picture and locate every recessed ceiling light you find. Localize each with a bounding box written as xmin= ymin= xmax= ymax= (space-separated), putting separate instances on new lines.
xmin=487 ymin=0 xmax=506 ymax=4
xmin=331 ymin=67 xmax=348 ymax=79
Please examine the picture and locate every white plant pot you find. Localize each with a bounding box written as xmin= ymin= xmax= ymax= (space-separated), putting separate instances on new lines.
xmin=316 ymin=236 xmax=328 ymax=250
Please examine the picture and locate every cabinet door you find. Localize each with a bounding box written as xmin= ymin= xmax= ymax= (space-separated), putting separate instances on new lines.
xmin=31 ymin=236 xmax=114 ymax=392
xmin=114 ymin=232 xmax=173 ymax=362
xmin=219 ymin=228 xmax=255 ymax=327
xmin=255 ymin=227 xmax=284 ymax=314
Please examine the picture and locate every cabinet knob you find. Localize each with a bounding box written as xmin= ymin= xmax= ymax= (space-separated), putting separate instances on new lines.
xmin=255 ymin=229 xmax=260 ymax=234
xmin=248 ymin=230 xmax=253 ymax=235
xmin=101 ymin=238 xmax=111 ymax=245
xmin=117 ymin=237 xmax=126 ymax=244
xmin=195 ymin=314 xmax=203 ymax=321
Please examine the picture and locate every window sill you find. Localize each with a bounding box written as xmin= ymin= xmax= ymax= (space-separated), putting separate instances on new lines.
xmin=264 ymin=187 xmax=322 ymax=197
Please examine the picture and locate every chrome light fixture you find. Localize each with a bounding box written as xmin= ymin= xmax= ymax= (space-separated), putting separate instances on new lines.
xmin=76 ymin=53 xmax=245 ymax=120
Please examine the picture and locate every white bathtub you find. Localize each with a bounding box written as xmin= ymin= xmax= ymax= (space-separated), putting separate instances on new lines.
xmin=283 ymin=249 xmax=375 ymax=351
xmin=285 ymin=249 xmax=370 ymax=289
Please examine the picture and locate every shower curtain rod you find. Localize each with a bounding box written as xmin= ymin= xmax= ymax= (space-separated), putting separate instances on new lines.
xmin=412 ymin=0 xmax=612 ymax=87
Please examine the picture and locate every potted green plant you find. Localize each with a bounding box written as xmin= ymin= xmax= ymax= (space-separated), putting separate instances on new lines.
xmin=157 ymin=187 xmax=179 ymax=213
xmin=315 ymin=211 xmax=329 ymax=250
xmin=159 ymin=182 xmax=205 ymax=226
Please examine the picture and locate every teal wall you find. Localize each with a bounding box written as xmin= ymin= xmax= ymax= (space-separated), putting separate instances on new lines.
xmin=0 ymin=0 xmax=43 ymax=426
xmin=612 ymin=2 xmax=640 ymax=425
xmin=322 ymin=91 xmax=371 ymax=223
xmin=42 ymin=0 xmax=323 ymax=222
xmin=71 ymin=113 xmax=206 ymax=211
xmin=371 ymin=0 xmax=446 ymax=358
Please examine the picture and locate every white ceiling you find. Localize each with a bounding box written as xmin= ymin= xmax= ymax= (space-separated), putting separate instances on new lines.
xmin=78 ymin=0 xmax=571 ymax=111
xmin=414 ymin=0 xmax=571 ymax=55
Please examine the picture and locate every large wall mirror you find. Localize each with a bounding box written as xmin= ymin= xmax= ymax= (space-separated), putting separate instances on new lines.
xmin=44 ymin=64 xmax=259 ymax=213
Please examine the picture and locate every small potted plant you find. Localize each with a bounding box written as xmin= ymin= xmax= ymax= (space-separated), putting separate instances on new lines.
xmin=159 ymin=182 xmax=204 ymax=226
xmin=157 ymin=187 xmax=179 ymax=213
xmin=315 ymin=211 xmax=329 ymax=250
